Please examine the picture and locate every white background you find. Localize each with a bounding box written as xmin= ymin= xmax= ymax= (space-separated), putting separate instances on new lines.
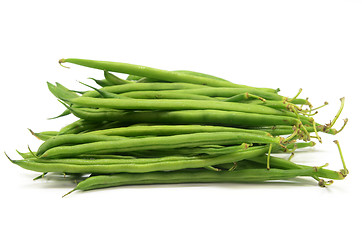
xmin=0 ymin=1 xmax=360 ymax=239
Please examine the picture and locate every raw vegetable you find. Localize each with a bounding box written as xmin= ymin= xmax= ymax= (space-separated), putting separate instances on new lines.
xmin=6 ymin=58 xmax=348 ymax=197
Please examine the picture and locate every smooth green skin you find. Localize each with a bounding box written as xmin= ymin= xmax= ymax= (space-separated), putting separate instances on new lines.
xmin=66 ymin=96 xmax=308 ymax=124
xmin=82 ymin=83 xmax=211 ymax=98
xmin=48 ymin=109 xmax=71 ymax=120
xmin=15 ymin=146 xmax=269 ymax=174
xmin=52 ymin=81 xmax=130 ymax=104
xmin=48 ymin=82 xmax=79 ymax=103
xmin=137 ymin=88 xmax=284 ymax=100
xmin=118 ymin=90 xmax=308 ymax=117
xmin=57 ymin=119 xmax=121 ymax=135
xmin=32 ymin=145 xmax=261 ymax=165
xmin=73 ymin=109 xmax=302 ymax=128
xmin=89 ymin=78 xmax=113 ymax=87
xmin=58 ymin=119 xmax=85 ymax=134
xmin=32 ymin=146 xmax=249 ymax=164
xmin=248 ymin=155 xmax=344 ymax=180
xmin=118 ymin=144 xmax=252 ymax=158
xmin=119 ymin=91 xmax=215 ymax=101
xmin=61 ymin=58 xmax=276 ymax=91
xmin=136 ymin=70 xmax=230 ymax=84
xmin=55 ymin=82 xmax=80 ymax=99
xmin=70 ymin=168 xmax=322 ymax=192
xmin=70 ymin=97 xmax=289 ymax=116
xmin=126 ymin=75 xmax=143 ymax=81
xmin=66 ymin=107 xmax=304 ymax=128
xmin=16 ymin=151 xmax=34 ymax=159
xmin=64 ymin=106 xmax=126 ymax=122
xmin=36 ymin=134 xmax=128 ymax=156
xmin=84 ymin=124 xmax=272 ymax=137
xmin=40 ymin=132 xmax=281 ymax=159
xmin=104 ymin=71 xmax=133 ymax=85
xmin=121 ymin=88 xmax=308 ymax=106
xmin=174 ymin=70 xmax=229 ymax=82
xmin=81 ymin=83 xmax=131 ymax=100
xmin=31 ymin=131 xmax=58 ymax=141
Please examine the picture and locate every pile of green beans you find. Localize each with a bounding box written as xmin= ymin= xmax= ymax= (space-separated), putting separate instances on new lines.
xmin=7 ymin=58 xmax=349 ymax=197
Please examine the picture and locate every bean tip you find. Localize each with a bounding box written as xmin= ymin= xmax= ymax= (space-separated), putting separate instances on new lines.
xmin=4 ymin=152 xmax=15 ymax=163
xmin=62 ymin=189 xmax=76 ymax=198
xmin=59 ymin=58 xmax=70 ymax=68
xmin=28 ymin=128 xmax=41 ymax=140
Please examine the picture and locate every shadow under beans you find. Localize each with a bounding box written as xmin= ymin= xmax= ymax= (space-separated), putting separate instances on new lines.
xmin=32 ymin=172 xmax=89 ymax=190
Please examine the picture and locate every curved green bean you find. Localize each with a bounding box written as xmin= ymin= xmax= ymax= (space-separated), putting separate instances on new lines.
xmin=65 ymin=168 xmax=330 ymax=194
xmin=247 ymin=155 xmax=344 ymax=180
xmin=60 ymin=58 xmax=277 ymax=91
xmin=40 ymin=132 xmax=281 ymax=159
xmin=15 ymin=146 xmax=269 ymax=173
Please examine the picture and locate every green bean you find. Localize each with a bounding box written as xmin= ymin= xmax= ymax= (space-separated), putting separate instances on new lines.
xmin=118 ymin=91 xmax=215 ymax=101
xmin=15 ymin=145 xmax=269 ymax=173
xmin=136 ymin=145 xmax=251 ymax=158
xmin=283 ymin=141 xmax=316 ymax=150
xmin=85 ymin=109 xmax=303 ymax=128
xmin=88 ymin=78 xmax=113 ymax=87
xmin=30 ymin=145 xmax=262 ymax=165
xmin=16 ymin=151 xmax=34 ymax=159
xmin=58 ymin=119 xmax=112 ymax=135
xmin=67 ymin=108 xmax=312 ymax=134
xmin=137 ymin=70 xmax=231 ymax=84
xmin=126 ymin=75 xmax=143 ymax=81
xmin=84 ymin=124 xmax=272 ymax=137
xmin=40 ymin=132 xmax=281 ymax=159
xmin=104 ymin=71 xmax=133 ymax=85
xmin=21 ymin=154 xmax=136 ymax=161
xmin=60 ymin=58 xmax=277 ymax=91
xmin=173 ymin=70 xmax=229 ymax=82
xmin=48 ymin=109 xmax=71 ymax=120
xmin=69 ymin=97 xmax=290 ymax=116
xmin=132 ymin=70 xmax=230 ymax=84
xmin=76 ymin=154 xmax=136 ymax=159
xmin=64 ymin=167 xmax=330 ymax=194
xmin=247 ymin=155 xmax=344 ymax=180
xmin=133 ymin=77 xmax=169 ymax=83
xmin=63 ymin=105 xmax=126 ymax=122
xmin=129 ymin=88 xmax=284 ymax=100
xmin=78 ymin=81 xmax=131 ymax=99
xmin=36 ymin=134 xmax=128 ymax=156
xmin=58 ymin=119 xmax=85 ymax=135
xmin=81 ymin=82 xmax=210 ymax=98
xmin=28 ymin=129 xmax=58 ymax=141
xmin=47 ymin=82 xmax=79 ymax=102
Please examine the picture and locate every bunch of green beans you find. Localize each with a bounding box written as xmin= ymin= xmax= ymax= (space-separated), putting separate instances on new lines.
xmin=7 ymin=58 xmax=349 ymax=197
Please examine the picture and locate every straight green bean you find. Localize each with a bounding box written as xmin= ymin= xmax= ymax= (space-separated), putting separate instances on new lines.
xmin=40 ymin=132 xmax=282 ymax=158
